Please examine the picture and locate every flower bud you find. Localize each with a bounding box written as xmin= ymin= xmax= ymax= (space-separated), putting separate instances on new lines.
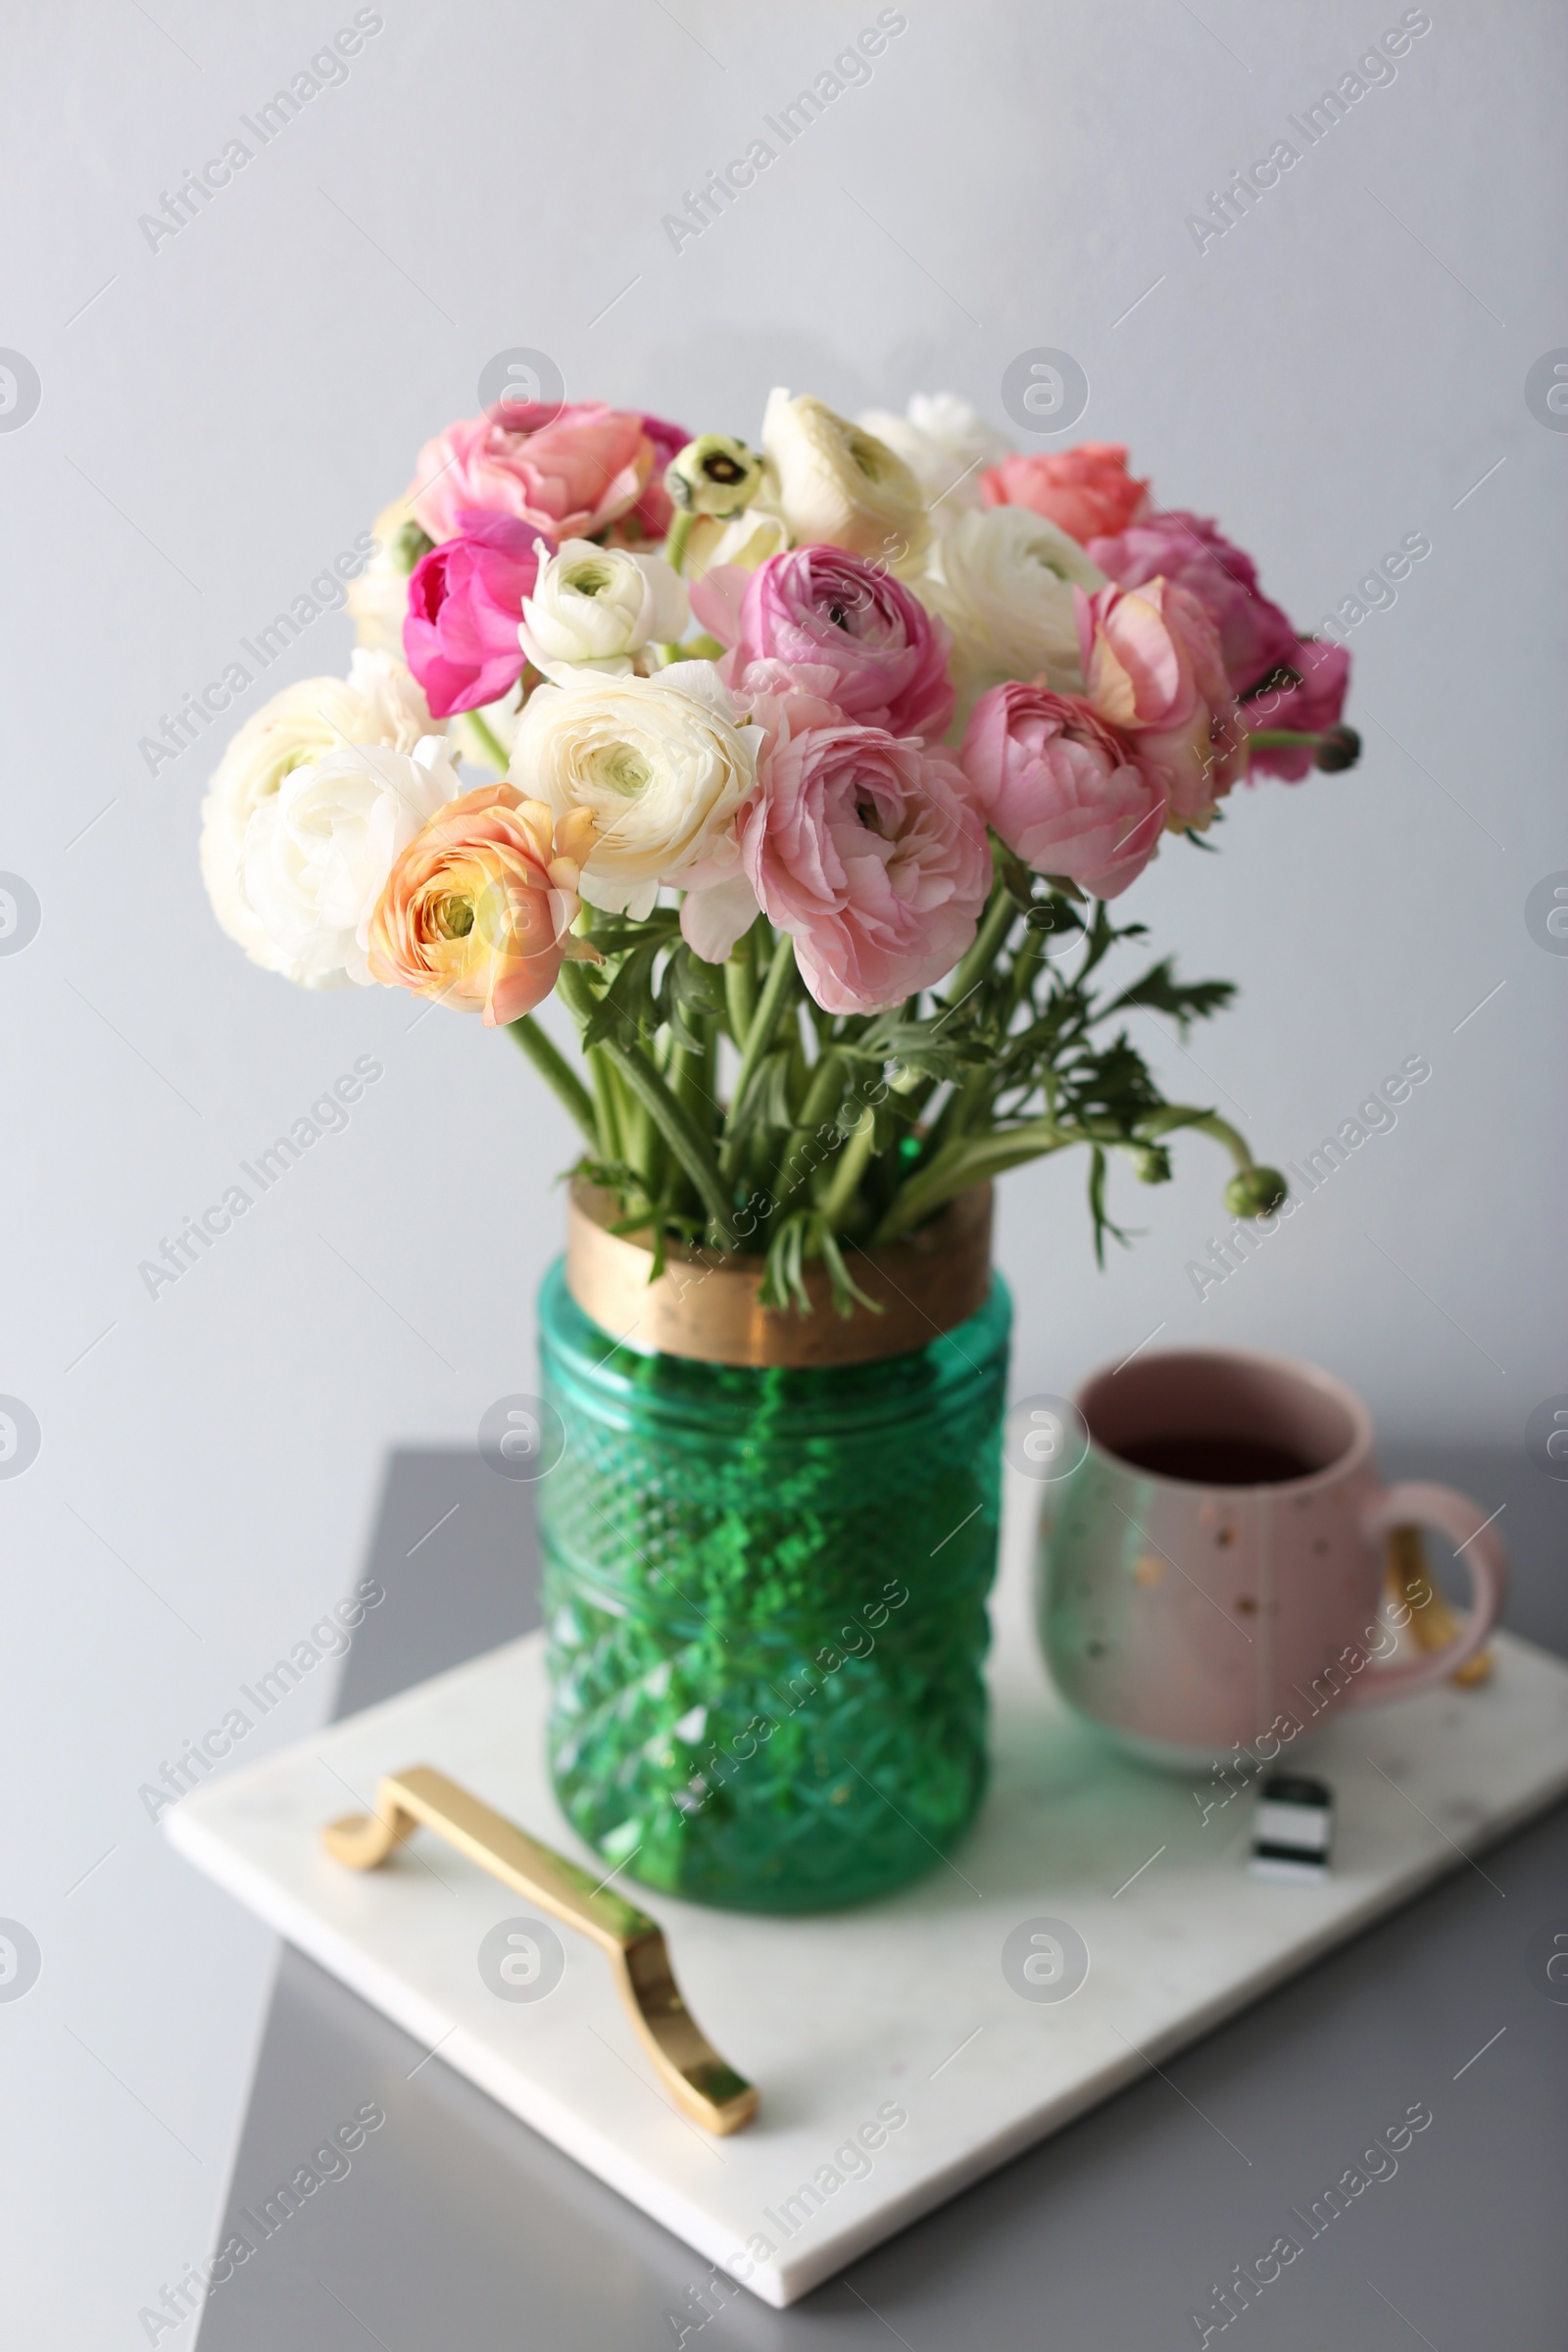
xmin=1314 ymin=724 xmax=1360 ymax=772
xmin=1225 ymin=1165 xmax=1288 ymax=1220
xmin=1133 ymin=1144 xmax=1172 ymax=1186
xmin=664 ymin=434 xmax=764 ymax=518
xmin=392 ymin=518 xmax=435 ymax=575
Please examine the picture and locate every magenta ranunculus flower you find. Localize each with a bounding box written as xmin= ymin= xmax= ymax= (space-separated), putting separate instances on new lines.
xmin=1077 ymin=577 xmax=1246 ymax=830
xmin=623 ymin=411 xmax=692 ymax=543
xmin=1086 ymin=510 xmax=1299 ymax=699
xmin=409 ymin=404 xmax=656 ymax=544
xmin=1241 ymin=636 xmax=1352 ymax=780
xmin=961 ymin=681 xmax=1166 ymax=900
xmin=692 ymin=546 xmax=955 ymax=742
xmin=739 ymin=688 xmax=991 ymax=1014
xmin=403 ymin=510 xmax=551 ymax=717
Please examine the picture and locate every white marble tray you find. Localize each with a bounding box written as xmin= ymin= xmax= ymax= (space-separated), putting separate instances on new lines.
xmin=166 ymin=1611 xmax=1568 ymax=2307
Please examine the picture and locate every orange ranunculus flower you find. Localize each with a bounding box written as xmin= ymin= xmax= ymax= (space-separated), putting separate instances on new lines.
xmin=367 ymin=784 xmax=599 ymax=1025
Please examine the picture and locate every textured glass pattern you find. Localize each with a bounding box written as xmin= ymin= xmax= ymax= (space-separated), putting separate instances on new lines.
xmin=536 ymin=1261 xmax=1012 ymax=1913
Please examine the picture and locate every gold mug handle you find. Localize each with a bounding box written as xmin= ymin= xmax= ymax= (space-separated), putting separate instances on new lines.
xmin=1385 ymin=1524 xmax=1494 ymax=1688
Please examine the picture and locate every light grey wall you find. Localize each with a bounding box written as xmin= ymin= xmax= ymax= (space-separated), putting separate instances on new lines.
xmin=2 ymin=2 xmax=1562 ymax=2342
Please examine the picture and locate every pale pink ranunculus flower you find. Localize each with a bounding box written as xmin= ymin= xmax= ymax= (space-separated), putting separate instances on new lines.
xmin=1076 ymin=577 xmax=1246 ymax=830
xmin=960 ymin=681 xmax=1166 ymax=900
xmin=409 ymin=404 xmax=656 ymax=545
xmin=735 ymin=689 xmax=991 ymax=1014
xmin=980 ymin=442 xmax=1151 ymax=546
xmin=367 ymin=783 xmax=597 ymax=1026
xmin=691 ymin=544 xmax=955 ymax=743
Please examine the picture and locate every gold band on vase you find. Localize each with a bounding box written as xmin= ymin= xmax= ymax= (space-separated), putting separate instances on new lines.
xmin=564 ymin=1178 xmax=995 ymax=1370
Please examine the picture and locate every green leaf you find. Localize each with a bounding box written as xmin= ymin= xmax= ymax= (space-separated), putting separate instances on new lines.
xmin=816 ymin=1220 xmax=880 ymax=1317
xmin=1087 ymin=1145 xmax=1138 ymax=1268
xmin=753 ymin=1048 xmax=797 ymax=1131
xmin=579 ymin=907 xmax=680 ymax=955
xmin=1099 ymin=956 xmax=1237 ymax=1035
xmin=658 ymin=941 xmax=726 ymax=1047
xmin=760 ymin=1209 xmax=813 ymax=1312
xmin=871 ymin=1115 xmax=1076 ymax=1242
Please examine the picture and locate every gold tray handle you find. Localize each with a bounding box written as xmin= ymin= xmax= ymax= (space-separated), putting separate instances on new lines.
xmin=322 ymin=1764 xmax=758 ymax=2136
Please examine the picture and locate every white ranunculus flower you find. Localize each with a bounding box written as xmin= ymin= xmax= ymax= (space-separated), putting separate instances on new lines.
xmin=240 ymin=735 xmax=462 ymax=989
xmin=200 ymin=652 xmax=442 ymax=972
xmin=346 ymin=499 xmax=419 ymax=653
xmin=760 ymin=388 xmax=930 ymax=575
xmin=510 ymin=662 xmax=760 ymax=919
xmin=518 ymin=539 xmax=688 ymax=684
xmin=857 ymin=393 xmax=1012 ymax=514
xmin=917 ymin=506 xmax=1107 ymax=706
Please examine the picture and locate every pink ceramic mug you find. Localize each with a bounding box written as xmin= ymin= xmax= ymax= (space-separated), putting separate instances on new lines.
xmin=1036 ymin=1347 xmax=1507 ymax=1769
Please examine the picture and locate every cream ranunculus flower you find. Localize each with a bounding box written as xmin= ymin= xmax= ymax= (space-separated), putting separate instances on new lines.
xmin=917 ymin=505 xmax=1107 ymax=707
xmin=240 ymin=735 xmax=463 ymax=989
xmin=760 ymin=388 xmax=930 ymax=575
xmin=509 ymin=662 xmax=761 ymax=918
xmin=200 ymin=652 xmax=442 ymax=972
xmin=346 ymin=499 xmax=428 ymax=653
xmin=684 ymin=502 xmax=790 ymax=585
xmin=517 ymin=539 xmax=688 ymax=684
xmin=857 ymin=393 xmax=1012 ymax=514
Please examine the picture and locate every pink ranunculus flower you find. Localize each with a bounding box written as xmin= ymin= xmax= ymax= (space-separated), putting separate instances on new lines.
xmin=408 ymin=404 xmax=656 ymax=545
xmin=691 ymin=545 xmax=955 ymax=742
xmin=1241 ymin=636 xmax=1352 ymax=780
xmin=980 ymin=442 xmax=1151 ymax=546
xmin=1077 ymin=577 xmax=1246 ymax=829
xmin=403 ymin=510 xmax=551 ymax=716
xmin=960 ymin=681 xmax=1166 ymax=900
xmin=735 ymin=689 xmax=991 ymax=1014
xmin=1086 ymin=510 xmax=1299 ymax=699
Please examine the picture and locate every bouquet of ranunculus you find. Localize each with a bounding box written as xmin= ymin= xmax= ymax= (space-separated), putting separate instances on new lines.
xmin=201 ymin=387 xmax=1356 ymax=1305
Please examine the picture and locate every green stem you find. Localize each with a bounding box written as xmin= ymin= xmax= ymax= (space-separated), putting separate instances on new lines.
xmin=1245 ymin=728 xmax=1320 ymax=749
xmin=669 ymin=1016 xmax=721 ymax=1179
xmin=931 ymin=1065 xmax=993 ymax=1150
xmin=942 ymin=878 xmax=1017 ymax=1012
xmin=599 ymin=1040 xmax=738 ymax=1248
xmin=554 ymin=962 xmax=621 ymax=1166
xmin=719 ymin=929 xmax=797 ymax=1179
xmin=618 ymin=1078 xmax=658 ymax=1194
xmin=817 ymin=1103 xmax=877 ymax=1227
xmin=664 ymin=511 xmax=695 ymax=576
xmin=723 ymin=935 xmax=757 ymax=1046
xmin=507 ymin=1015 xmax=597 ymax=1147
xmin=1139 ymin=1105 xmax=1253 ymax=1170
xmin=773 ymin=1049 xmax=847 ymax=1207
xmin=585 ymin=1047 xmax=623 ymax=1165
xmin=465 ymin=710 xmax=509 ymax=770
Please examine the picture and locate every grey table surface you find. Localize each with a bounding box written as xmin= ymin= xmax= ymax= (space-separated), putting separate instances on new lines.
xmin=192 ymin=1446 xmax=1568 ymax=2352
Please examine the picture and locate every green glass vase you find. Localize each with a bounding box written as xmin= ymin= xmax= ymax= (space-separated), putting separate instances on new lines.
xmin=535 ymin=1259 xmax=1012 ymax=1913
